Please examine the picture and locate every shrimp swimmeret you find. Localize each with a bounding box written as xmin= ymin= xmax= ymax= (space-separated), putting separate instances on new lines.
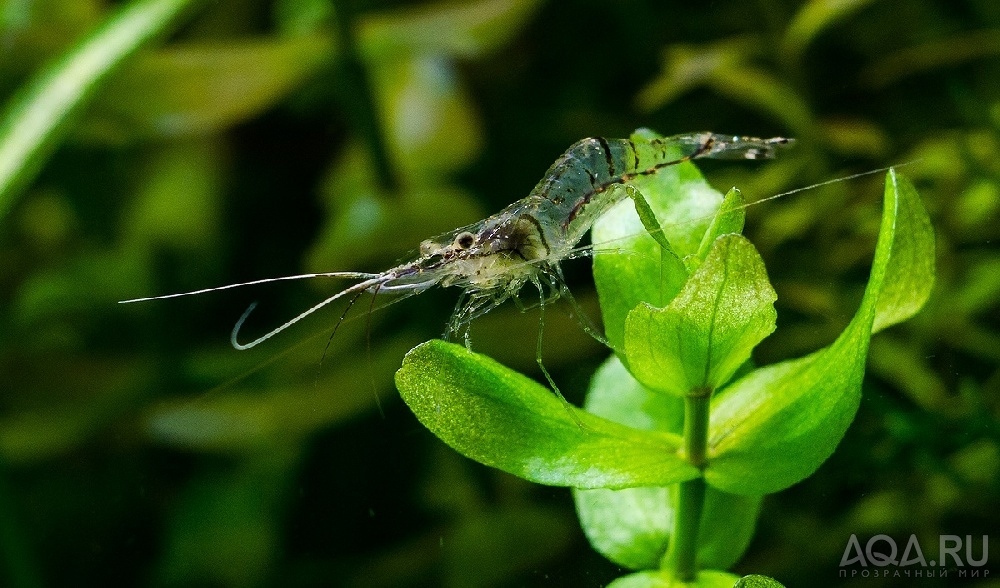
xmin=120 ymin=131 xmax=793 ymax=352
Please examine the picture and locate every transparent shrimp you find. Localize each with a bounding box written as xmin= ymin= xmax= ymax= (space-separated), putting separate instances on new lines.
xmin=120 ymin=131 xmax=792 ymax=353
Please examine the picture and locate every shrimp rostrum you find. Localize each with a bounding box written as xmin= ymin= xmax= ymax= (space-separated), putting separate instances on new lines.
xmin=121 ymin=131 xmax=792 ymax=351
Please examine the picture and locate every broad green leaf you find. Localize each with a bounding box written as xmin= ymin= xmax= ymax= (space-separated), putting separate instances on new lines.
xmin=0 ymin=0 xmax=203 ymax=220
xmin=575 ymin=485 xmax=761 ymax=572
xmin=575 ymin=356 xmax=762 ymax=571
xmin=395 ymin=340 xmax=700 ymax=489
xmin=608 ymin=569 xmax=740 ymax=588
xmin=593 ymin=130 xmax=724 ymax=361
xmin=871 ymin=171 xmax=935 ymax=332
xmin=734 ymin=575 xmax=786 ymax=588
xmin=89 ymin=35 xmax=334 ymax=139
xmin=705 ymin=170 xmax=935 ymax=495
xmin=625 ymin=235 xmax=777 ymax=397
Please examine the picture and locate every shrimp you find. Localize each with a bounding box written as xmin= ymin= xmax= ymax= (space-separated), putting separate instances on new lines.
xmin=120 ymin=131 xmax=792 ymax=353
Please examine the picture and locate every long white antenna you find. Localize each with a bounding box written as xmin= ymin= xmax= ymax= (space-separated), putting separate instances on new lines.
xmin=230 ymin=276 xmax=386 ymax=350
xmin=118 ymin=271 xmax=380 ymax=304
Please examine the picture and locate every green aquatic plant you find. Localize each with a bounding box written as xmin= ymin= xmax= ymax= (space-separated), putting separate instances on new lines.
xmin=395 ymin=131 xmax=935 ymax=587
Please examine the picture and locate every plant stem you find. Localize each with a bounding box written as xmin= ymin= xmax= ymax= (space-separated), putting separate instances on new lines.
xmin=684 ymin=386 xmax=711 ymax=468
xmin=665 ymin=386 xmax=712 ymax=581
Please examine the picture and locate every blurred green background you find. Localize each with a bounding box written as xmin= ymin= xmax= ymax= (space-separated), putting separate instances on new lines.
xmin=1 ymin=0 xmax=998 ymax=586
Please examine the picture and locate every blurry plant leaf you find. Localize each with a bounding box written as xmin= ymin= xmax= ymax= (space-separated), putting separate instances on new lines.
xmin=359 ymin=0 xmax=542 ymax=60
xmin=593 ymin=130 xmax=724 ymax=362
xmin=15 ymin=247 xmax=151 ymax=325
xmin=575 ymin=356 xmax=761 ymax=571
xmin=638 ymin=42 xmax=812 ymax=148
xmin=781 ymin=0 xmax=878 ymax=62
xmin=860 ymin=30 xmax=1000 ymax=88
xmin=157 ymin=449 xmax=297 ymax=587
xmin=442 ymin=507 xmax=575 ymax=588
xmin=868 ymin=335 xmax=952 ymax=415
xmin=395 ymin=340 xmax=701 ymax=489
xmin=955 ymin=257 xmax=1000 ymax=315
xmin=273 ymin=0 xmax=335 ymax=35
xmin=0 ymin=0 xmax=104 ymax=79
xmin=121 ymin=138 xmax=225 ymax=249
xmin=635 ymin=39 xmax=762 ymax=112
xmin=953 ymin=180 xmax=1000 ymax=235
xmin=625 ymin=235 xmax=777 ymax=397
xmin=146 ymin=333 xmax=417 ymax=453
xmin=0 ymin=357 xmax=152 ymax=463
xmin=706 ymin=66 xmax=813 ymax=137
xmin=305 ymin=143 xmax=484 ymax=272
xmin=370 ymin=54 xmax=483 ymax=178
xmin=607 ymin=569 xmax=740 ymax=588
xmin=705 ymin=170 xmax=935 ymax=495
xmin=88 ymin=35 xmax=334 ymax=139
xmin=818 ymin=118 xmax=890 ymax=157
xmin=0 ymin=0 xmax=202 ymax=221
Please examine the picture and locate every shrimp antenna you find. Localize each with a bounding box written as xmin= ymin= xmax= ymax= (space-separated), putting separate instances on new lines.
xmin=564 ymin=163 xmax=911 ymax=261
xmin=231 ymin=276 xmax=385 ymax=350
xmin=118 ymin=271 xmax=381 ymax=304
xmin=320 ymin=286 xmax=368 ymax=365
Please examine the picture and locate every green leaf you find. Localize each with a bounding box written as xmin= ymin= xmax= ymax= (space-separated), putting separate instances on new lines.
xmin=395 ymin=340 xmax=700 ymax=489
xmin=89 ymin=35 xmax=334 ymax=139
xmin=872 ymin=171 xmax=936 ymax=332
xmin=705 ymin=170 xmax=935 ymax=495
xmin=733 ymin=575 xmax=787 ymax=588
xmin=695 ymin=187 xmax=745 ymax=264
xmin=593 ymin=130 xmax=725 ymax=361
xmin=635 ymin=39 xmax=761 ymax=112
xmin=625 ymin=235 xmax=778 ymax=397
xmin=781 ymin=0 xmax=878 ymax=63
xmin=607 ymin=569 xmax=740 ymax=588
xmin=370 ymin=54 xmax=483 ymax=178
xmin=575 ymin=485 xmax=761 ymax=572
xmin=634 ymin=40 xmax=812 ymax=136
xmin=359 ymin=0 xmax=543 ymax=60
xmin=574 ymin=356 xmax=762 ymax=571
xmin=0 ymin=0 xmax=203 ymax=220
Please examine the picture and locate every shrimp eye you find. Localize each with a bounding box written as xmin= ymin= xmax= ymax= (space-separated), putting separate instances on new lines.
xmin=455 ymin=232 xmax=475 ymax=249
